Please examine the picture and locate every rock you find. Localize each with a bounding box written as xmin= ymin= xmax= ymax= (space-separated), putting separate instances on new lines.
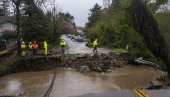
xmin=108 ymin=51 xmax=119 ymax=56
xmin=107 ymin=69 xmax=112 ymax=72
xmin=99 ymin=53 xmax=108 ymax=60
xmin=79 ymin=66 xmax=91 ymax=73
xmin=96 ymin=67 xmax=102 ymax=72
xmin=87 ymin=53 xmax=99 ymax=60
xmin=76 ymin=53 xmax=88 ymax=58
xmin=147 ymin=80 xmax=163 ymax=89
xmin=69 ymin=54 xmax=77 ymax=61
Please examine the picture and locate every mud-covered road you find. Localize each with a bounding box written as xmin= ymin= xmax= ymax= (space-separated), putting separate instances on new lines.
xmin=61 ymin=35 xmax=112 ymax=54
xmin=0 ymin=36 xmax=164 ymax=97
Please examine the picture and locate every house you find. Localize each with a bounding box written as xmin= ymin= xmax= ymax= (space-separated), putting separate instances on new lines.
xmin=0 ymin=16 xmax=16 ymax=35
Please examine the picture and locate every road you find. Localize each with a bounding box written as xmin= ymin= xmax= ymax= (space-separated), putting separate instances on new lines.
xmin=61 ymin=35 xmax=112 ymax=54
xmin=0 ymin=36 xmax=168 ymax=97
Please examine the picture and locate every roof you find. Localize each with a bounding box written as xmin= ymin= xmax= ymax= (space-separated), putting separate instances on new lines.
xmin=0 ymin=16 xmax=16 ymax=25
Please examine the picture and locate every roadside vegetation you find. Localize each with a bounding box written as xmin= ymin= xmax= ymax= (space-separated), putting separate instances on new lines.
xmin=85 ymin=0 xmax=170 ymax=66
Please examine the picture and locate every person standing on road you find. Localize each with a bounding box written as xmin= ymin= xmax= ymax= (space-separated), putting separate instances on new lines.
xmin=28 ymin=42 xmax=33 ymax=56
xmin=93 ymin=39 xmax=98 ymax=53
xmin=21 ymin=42 xmax=26 ymax=57
xmin=60 ymin=40 xmax=67 ymax=54
xmin=32 ymin=41 xmax=39 ymax=55
xmin=43 ymin=41 xmax=48 ymax=55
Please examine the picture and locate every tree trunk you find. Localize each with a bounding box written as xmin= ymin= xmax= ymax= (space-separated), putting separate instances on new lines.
xmin=131 ymin=0 xmax=170 ymax=75
xmin=16 ymin=1 xmax=21 ymax=55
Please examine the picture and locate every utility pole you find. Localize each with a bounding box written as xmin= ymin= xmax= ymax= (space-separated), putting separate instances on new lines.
xmin=53 ymin=6 xmax=56 ymax=44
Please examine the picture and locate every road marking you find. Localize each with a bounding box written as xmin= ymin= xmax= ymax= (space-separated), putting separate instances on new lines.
xmin=133 ymin=89 xmax=149 ymax=97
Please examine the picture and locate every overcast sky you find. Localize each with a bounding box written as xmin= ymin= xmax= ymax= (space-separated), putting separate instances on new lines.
xmin=55 ymin=0 xmax=103 ymax=27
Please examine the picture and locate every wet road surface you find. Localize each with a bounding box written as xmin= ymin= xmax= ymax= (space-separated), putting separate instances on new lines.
xmin=61 ymin=35 xmax=112 ymax=54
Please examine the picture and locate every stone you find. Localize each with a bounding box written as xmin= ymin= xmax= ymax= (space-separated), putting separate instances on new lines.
xmin=99 ymin=53 xmax=108 ymax=60
xmin=96 ymin=67 xmax=103 ymax=72
xmin=70 ymin=54 xmax=77 ymax=61
xmin=79 ymin=66 xmax=91 ymax=73
xmin=76 ymin=53 xmax=88 ymax=58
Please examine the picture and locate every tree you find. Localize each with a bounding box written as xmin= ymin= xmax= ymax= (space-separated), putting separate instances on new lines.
xmin=11 ymin=0 xmax=22 ymax=55
xmin=0 ymin=8 xmax=3 ymax=16
xmin=155 ymin=12 xmax=170 ymax=56
xmin=22 ymin=0 xmax=52 ymax=42
xmin=112 ymin=0 xmax=120 ymax=5
xmin=86 ymin=3 xmax=102 ymax=28
xmin=103 ymin=0 xmax=112 ymax=8
xmin=0 ymin=0 xmax=10 ymax=16
xmin=147 ymin=0 xmax=168 ymax=13
xmin=131 ymin=0 xmax=170 ymax=76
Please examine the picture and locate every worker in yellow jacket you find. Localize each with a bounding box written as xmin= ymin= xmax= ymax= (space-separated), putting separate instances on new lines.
xmin=21 ymin=42 xmax=26 ymax=57
xmin=28 ymin=42 xmax=33 ymax=56
xmin=43 ymin=41 xmax=48 ymax=55
xmin=60 ymin=40 xmax=67 ymax=54
xmin=93 ymin=39 xmax=98 ymax=53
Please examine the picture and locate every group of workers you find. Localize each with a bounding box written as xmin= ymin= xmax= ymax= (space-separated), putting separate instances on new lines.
xmin=21 ymin=40 xmax=47 ymax=57
xmin=20 ymin=38 xmax=98 ymax=57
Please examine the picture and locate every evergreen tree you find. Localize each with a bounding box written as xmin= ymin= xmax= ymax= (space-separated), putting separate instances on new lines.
xmin=22 ymin=0 xmax=52 ymax=42
xmin=86 ymin=3 xmax=102 ymax=28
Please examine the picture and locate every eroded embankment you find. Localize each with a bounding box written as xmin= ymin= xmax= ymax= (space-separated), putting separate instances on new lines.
xmin=0 ymin=52 xmax=126 ymax=77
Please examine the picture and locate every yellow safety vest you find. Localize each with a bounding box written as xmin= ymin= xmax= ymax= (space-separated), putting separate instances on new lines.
xmin=60 ymin=41 xmax=66 ymax=46
xmin=93 ymin=40 xmax=97 ymax=47
xmin=29 ymin=44 xmax=32 ymax=49
xmin=43 ymin=41 xmax=48 ymax=49
xmin=21 ymin=44 xmax=26 ymax=49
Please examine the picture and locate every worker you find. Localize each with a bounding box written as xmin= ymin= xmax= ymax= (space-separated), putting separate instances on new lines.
xmin=21 ymin=42 xmax=26 ymax=57
xmin=28 ymin=42 xmax=33 ymax=56
xmin=43 ymin=41 xmax=48 ymax=55
xmin=93 ymin=39 xmax=98 ymax=53
xmin=32 ymin=41 xmax=39 ymax=55
xmin=60 ymin=39 xmax=67 ymax=54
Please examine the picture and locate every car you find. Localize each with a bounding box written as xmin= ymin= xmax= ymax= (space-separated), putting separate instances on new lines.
xmin=76 ymin=36 xmax=84 ymax=42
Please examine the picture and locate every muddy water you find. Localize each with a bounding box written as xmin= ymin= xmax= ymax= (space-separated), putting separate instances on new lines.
xmin=0 ymin=66 xmax=163 ymax=97
xmin=0 ymin=71 xmax=53 ymax=97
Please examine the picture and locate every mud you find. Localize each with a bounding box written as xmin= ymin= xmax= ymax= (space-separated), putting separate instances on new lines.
xmin=0 ymin=66 xmax=163 ymax=97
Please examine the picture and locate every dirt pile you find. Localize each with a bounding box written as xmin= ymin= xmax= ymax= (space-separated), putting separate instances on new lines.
xmin=59 ymin=52 xmax=126 ymax=72
xmin=0 ymin=52 xmax=127 ymax=77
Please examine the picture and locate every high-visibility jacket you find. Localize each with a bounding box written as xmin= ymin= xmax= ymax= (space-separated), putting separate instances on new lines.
xmin=43 ymin=41 xmax=48 ymax=55
xmin=43 ymin=41 xmax=48 ymax=49
xmin=21 ymin=43 xmax=26 ymax=56
xmin=29 ymin=44 xmax=32 ymax=49
xmin=21 ymin=44 xmax=26 ymax=49
xmin=60 ymin=41 xmax=66 ymax=46
xmin=32 ymin=43 xmax=38 ymax=49
xmin=93 ymin=40 xmax=98 ymax=47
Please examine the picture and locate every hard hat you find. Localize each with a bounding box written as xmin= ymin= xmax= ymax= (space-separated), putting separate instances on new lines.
xmin=22 ymin=42 xmax=25 ymax=44
xmin=29 ymin=42 xmax=32 ymax=44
